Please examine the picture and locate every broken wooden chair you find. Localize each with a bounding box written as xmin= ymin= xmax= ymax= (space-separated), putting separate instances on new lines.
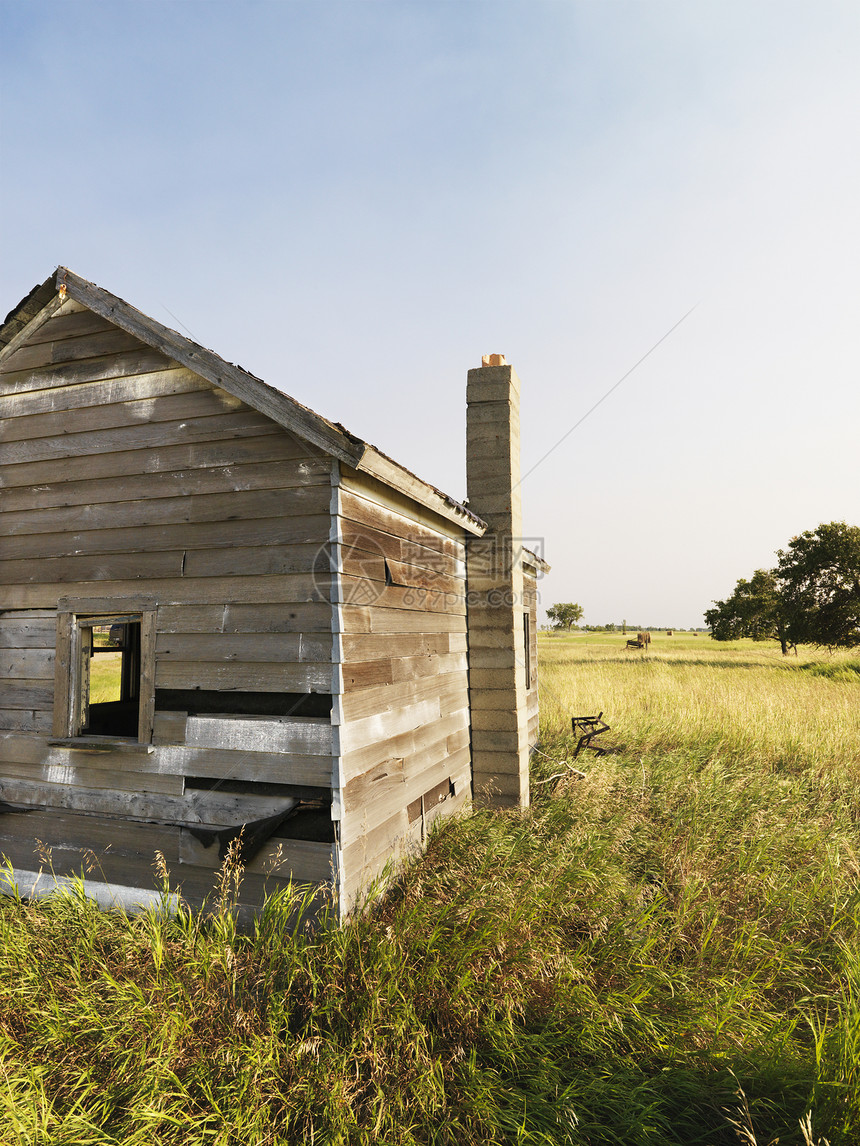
xmin=571 ymin=712 xmax=617 ymax=758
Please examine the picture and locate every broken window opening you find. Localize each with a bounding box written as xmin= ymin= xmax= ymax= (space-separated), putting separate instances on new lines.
xmin=79 ymin=616 xmax=142 ymax=738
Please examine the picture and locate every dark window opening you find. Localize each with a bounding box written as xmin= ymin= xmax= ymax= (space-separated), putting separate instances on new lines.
xmin=154 ymin=689 xmax=332 ymax=718
xmin=523 ymin=612 xmax=532 ymax=690
xmin=83 ymin=619 xmax=141 ymax=738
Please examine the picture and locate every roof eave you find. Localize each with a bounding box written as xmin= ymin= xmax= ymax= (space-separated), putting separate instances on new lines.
xmin=355 ymin=446 xmax=487 ymax=535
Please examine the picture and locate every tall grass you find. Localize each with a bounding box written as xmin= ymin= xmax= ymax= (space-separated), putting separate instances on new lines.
xmin=539 ymin=633 xmax=860 ymax=776
xmin=0 ymin=634 xmax=857 ymax=1144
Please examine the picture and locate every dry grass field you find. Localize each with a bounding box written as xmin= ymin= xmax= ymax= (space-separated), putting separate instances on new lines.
xmin=0 ymin=632 xmax=857 ymax=1144
xmin=538 ymin=631 xmax=860 ymax=775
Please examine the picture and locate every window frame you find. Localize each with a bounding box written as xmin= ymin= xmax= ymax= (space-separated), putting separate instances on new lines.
xmin=53 ymin=598 xmax=157 ymax=744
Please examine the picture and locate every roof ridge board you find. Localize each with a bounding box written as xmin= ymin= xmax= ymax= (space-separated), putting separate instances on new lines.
xmin=57 ymin=267 xmax=367 ymax=469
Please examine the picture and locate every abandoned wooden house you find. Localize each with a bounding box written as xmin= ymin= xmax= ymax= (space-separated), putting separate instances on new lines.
xmin=0 ymin=267 xmax=548 ymax=917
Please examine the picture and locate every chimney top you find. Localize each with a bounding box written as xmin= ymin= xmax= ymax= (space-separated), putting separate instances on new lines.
xmin=481 ymin=353 xmax=507 ymax=367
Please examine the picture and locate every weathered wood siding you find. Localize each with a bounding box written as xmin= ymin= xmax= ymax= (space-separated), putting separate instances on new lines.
xmin=334 ymin=468 xmax=472 ymax=908
xmin=0 ymin=299 xmax=336 ymax=902
xmin=0 ymin=611 xmax=55 ymax=734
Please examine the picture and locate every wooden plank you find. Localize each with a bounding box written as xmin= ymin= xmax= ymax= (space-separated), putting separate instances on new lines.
xmin=2 ymin=408 xmax=280 ymax=466
xmin=184 ymin=714 xmax=332 ymax=755
xmin=3 ymin=731 xmax=333 ymax=788
xmin=340 ymin=633 xmax=454 ymax=662
xmin=0 ymin=732 xmax=48 ymax=763
xmin=0 ymin=649 xmax=54 ymax=679
xmin=6 ymin=522 xmax=331 ymax=564
xmin=139 ymin=608 xmax=157 ymax=744
xmin=0 ymin=609 xmax=56 ymax=619
xmin=0 ymin=806 xmax=181 ymax=860
xmin=339 ymin=520 xmax=465 ymax=579
xmin=156 ymin=744 xmax=333 ymax=787
xmin=341 ymin=746 xmax=471 ymax=846
xmin=339 ymin=575 xmax=466 ymax=614
xmin=15 ymin=308 xmax=116 ymax=345
xmin=0 ymin=835 xmax=329 ymax=905
xmin=0 ymin=367 xmax=207 ymax=423
xmin=0 ymin=456 xmax=330 ymax=517
xmin=345 ymin=651 xmax=467 ymax=691
xmin=156 ymin=602 xmax=332 ymax=635
xmin=339 ymin=487 xmax=466 ymax=557
xmin=0 ymin=759 xmax=183 ymax=795
xmin=0 ymin=681 xmax=53 ymax=710
xmin=152 ymin=711 xmax=187 ymax=745
xmin=340 ymin=605 xmax=466 ymax=635
xmin=341 ymin=550 xmax=465 ymax=599
xmin=0 ymin=328 xmax=147 ymax=373
xmin=0 ymin=550 xmax=183 ymax=585
xmin=0 ymin=487 xmax=330 ymax=538
xmin=0 ymin=433 xmax=314 ymax=497
xmin=179 ymin=834 xmax=335 ymax=881
xmin=337 ymin=697 xmax=442 ymax=755
xmin=339 ymin=706 xmax=469 ymax=780
xmin=0 ymin=347 xmax=174 ymax=394
xmin=0 ymin=777 xmax=303 ymax=827
xmin=155 ymin=631 xmax=331 ymax=664
xmin=0 ymin=617 xmax=55 ymax=649
xmin=182 ymin=544 xmax=324 ymax=580
xmin=0 ymin=383 xmax=254 ymax=444
xmin=1 ymin=573 xmax=333 ymax=611
xmin=339 ymin=671 xmax=468 ymax=722
xmin=340 ymin=781 xmax=472 ymax=910
xmin=155 ymin=660 xmax=332 ymax=693
xmin=0 ymin=709 xmax=52 ymax=733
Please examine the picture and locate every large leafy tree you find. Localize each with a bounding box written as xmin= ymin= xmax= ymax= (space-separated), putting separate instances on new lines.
xmin=704 ymin=569 xmax=792 ymax=655
xmin=705 ymin=522 xmax=860 ymax=652
xmin=546 ymin=602 xmax=584 ymax=632
xmin=776 ymin=522 xmax=860 ymax=649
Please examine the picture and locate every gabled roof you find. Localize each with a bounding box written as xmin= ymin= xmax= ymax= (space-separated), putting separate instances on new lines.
xmin=0 ymin=267 xmax=487 ymax=536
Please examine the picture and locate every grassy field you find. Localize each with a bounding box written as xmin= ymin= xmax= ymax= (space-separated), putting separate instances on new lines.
xmin=0 ymin=634 xmax=858 ymax=1144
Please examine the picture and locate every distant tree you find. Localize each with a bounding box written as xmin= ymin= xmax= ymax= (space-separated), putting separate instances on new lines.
xmin=546 ymin=602 xmax=584 ymax=632
xmin=776 ymin=522 xmax=860 ymax=649
xmin=705 ymin=522 xmax=860 ymax=653
xmin=705 ymin=569 xmax=792 ymax=655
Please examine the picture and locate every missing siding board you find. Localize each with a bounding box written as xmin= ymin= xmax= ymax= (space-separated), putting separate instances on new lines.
xmin=154 ymin=690 xmax=331 ymax=717
xmin=185 ymin=777 xmax=330 ymax=801
xmin=407 ymin=777 xmax=455 ymax=823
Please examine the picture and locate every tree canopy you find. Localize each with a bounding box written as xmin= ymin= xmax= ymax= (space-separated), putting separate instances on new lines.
xmin=704 ymin=569 xmax=791 ymax=654
xmin=776 ymin=522 xmax=860 ymax=649
xmin=705 ymin=522 xmax=860 ymax=652
xmin=546 ymin=602 xmax=584 ymax=631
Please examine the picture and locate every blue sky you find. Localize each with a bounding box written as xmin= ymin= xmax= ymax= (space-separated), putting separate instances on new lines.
xmin=2 ymin=1 xmax=858 ymax=626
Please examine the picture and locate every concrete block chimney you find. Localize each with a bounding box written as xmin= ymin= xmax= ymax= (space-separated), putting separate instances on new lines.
xmin=466 ymin=356 xmax=531 ymax=809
